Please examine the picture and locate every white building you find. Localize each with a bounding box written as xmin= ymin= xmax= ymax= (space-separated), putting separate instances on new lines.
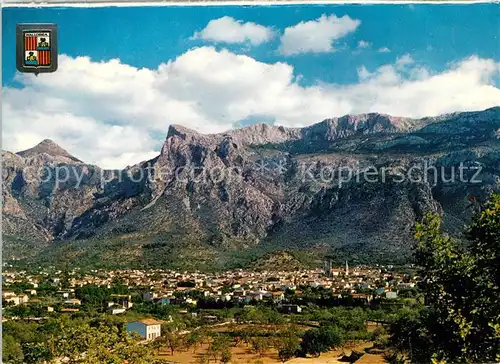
xmin=111 ymin=294 xmax=134 ymax=309
xmin=386 ymin=291 xmax=398 ymax=299
xmin=3 ymin=292 xmax=29 ymax=306
xmin=64 ymin=299 xmax=81 ymax=306
xmin=126 ymin=319 xmax=162 ymax=340
xmin=107 ymin=304 xmax=127 ymax=315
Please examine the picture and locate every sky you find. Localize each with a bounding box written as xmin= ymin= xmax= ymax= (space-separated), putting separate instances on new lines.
xmin=2 ymin=4 xmax=500 ymax=168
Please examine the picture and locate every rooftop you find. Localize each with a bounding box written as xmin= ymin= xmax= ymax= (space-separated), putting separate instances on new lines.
xmin=138 ymin=318 xmax=163 ymax=326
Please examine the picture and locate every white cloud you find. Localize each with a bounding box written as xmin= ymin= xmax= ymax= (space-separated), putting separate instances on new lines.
xmin=357 ymin=66 xmax=371 ymax=81
xmin=2 ymin=94 xmax=160 ymax=169
xmin=378 ymin=47 xmax=391 ymax=53
xmin=344 ymin=56 xmax=500 ymax=117
xmin=396 ymin=53 xmax=414 ymax=67
xmin=358 ymin=40 xmax=370 ymax=49
xmin=3 ymin=49 xmax=500 ymax=169
xmin=279 ymin=14 xmax=361 ymax=55
xmin=192 ymin=16 xmax=275 ymax=45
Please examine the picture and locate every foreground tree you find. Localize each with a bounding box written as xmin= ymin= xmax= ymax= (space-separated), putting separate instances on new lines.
xmin=466 ymin=193 xmax=500 ymax=358
xmin=28 ymin=318 xmax=172 ymax=364
xmin=185 ymin=331 xmax=203 ymax=353
xmin=250 ymin=337 xmax=271 ymax=357
xmin=220 ymin=347 xmax=232 ymax=364
xmin=277 ymin=328 xmax=301 ymax=362
xmin=391 ymin=193 xmax=500 ymax=363
xmin=300 ymin=324 xmax=344 ymax=358
xmin=207 ymin=334 xmax=231 ymax=362
xmin=159 ymin=331 xmax=186 ymax=356
xmin=21 ymin=342 xmax=51 ymax=364
xmin=2 ymin=334 xmax=24 ymax=364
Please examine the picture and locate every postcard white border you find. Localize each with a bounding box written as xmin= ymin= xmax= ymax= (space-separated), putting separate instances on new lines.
xmin=2 ymin=0 xmax=498 ymax=8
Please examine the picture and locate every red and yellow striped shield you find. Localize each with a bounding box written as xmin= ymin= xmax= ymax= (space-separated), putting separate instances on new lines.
xmin=16 ymin=24 xmax=58 ymax=74
xmin=24 ymin=31 xmax=52 ymax=68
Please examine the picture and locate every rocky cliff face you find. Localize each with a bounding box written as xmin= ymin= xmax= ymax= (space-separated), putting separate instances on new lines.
xmin=3 ymin=107 xmax=500 ymax=268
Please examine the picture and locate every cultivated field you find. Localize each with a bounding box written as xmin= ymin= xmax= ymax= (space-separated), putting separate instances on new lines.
xmin=157 ymin=324 xmax=387 ymax=363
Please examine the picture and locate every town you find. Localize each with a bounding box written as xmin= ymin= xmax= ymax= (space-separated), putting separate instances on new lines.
xmin=2 ymin=262 xmax=421 ymax=363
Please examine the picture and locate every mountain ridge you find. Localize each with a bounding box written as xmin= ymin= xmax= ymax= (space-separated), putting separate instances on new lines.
xmin=9 ymin=106 xmax=498 ymax=169
xmin=3 ymin=107 xmax=499 ymax=270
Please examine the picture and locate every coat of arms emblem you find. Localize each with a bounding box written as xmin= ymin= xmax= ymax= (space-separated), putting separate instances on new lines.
xmin=16 ymin=23 xmax=58 ymax=74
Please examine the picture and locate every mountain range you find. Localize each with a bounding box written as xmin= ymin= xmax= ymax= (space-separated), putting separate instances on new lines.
xmin=2 ymin=107 xmax=499 ymax=270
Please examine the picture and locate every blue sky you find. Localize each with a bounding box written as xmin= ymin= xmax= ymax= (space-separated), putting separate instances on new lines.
xmin=3 ymin=4 xmax=499 ymax=86
xmin=2 ymin=4 xmax=500 ymax=168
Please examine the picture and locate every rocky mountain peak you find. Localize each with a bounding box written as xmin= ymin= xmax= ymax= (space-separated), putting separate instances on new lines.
xmin=167 ymin=124 xmax=201 ymax=140
xmin=17 ymin=139 xmax=82 ymax=163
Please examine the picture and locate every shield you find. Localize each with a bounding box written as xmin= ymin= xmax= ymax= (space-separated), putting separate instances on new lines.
xmin=17 ymin=24 xmax=58 ymax=74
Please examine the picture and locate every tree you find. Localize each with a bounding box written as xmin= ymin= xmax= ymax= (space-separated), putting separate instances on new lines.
xmin=159 ymin=331 xmax=185 ymax=356
xmin=465 ymin=193 xmax=500 ymax=359
xmin=186 ymin=331 xmax=202 ymax=353
xmin=220 ymin=347 xmax=232 ymax=364
xmin=371 ymin=326 xmax=390 ymax=349
xmin=208 ymin=334 xmax=231 ymax=362
xmin=278 ymin=348 xmax=295 ymax=363
xmin=75 ymin=284 xmax=110 ymax=311
xmin=40 ymin=318 xmax=161 ymax=364
xmin=393 ymin=193 xmax=500 ymax=363
xmin=277 ymin=328 xmax=301 ymax=362
xmin=300 ymin=325 xmax=344 ymax=358
xmin=196 ymin=354 xmax=210 ymax=364
xmin=3 ymin=321 xmax=38 ymax=343
xmin=22 ymin=342 xmax=52 ymax=364
xmin=2 ymin=334 xmax=24 ymax=364
xmin=388 ymin=308 xmax=433 ymax=362
xmin=149 ymin=338 xmax=163 ymax=356
xmin=250 ymin=337 xmax=270 ymax=356
xmin=318 ymin=325 xmax=344 ymax=349
xmin=240 ymin=328 xmax=252 ymax=347
xmin=300 ymin=329 xmax=328 ymax=357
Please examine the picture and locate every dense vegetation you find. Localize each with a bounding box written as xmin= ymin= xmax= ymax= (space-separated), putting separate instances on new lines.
xmin=2 ymin=317 xmax=171 ymax=364
xmin=389 ymin=193 xmax=500 ymax=363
